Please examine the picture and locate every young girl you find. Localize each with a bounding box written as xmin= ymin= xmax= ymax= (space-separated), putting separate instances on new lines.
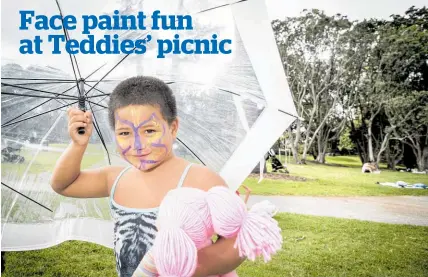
xmin=50 ymin=76 xmax=245 ymax=277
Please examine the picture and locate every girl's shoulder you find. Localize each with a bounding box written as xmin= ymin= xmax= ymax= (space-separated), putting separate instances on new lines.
xmin=106 ymin=166 xmax=129 ymax=193
xmin=182 ymin=164 xmax=228 ymax=192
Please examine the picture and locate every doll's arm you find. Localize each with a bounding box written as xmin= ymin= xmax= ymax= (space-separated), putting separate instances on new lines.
xmin=241 ymin=185 xmax=251 ymax=204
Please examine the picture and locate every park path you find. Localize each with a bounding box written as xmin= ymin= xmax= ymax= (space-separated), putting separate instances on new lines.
xmin=246 ymin=195 xmax=428 ymax=226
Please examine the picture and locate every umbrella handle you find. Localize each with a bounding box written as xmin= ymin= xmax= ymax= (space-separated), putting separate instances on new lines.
xmin=78 ymin=96 xmax=86 ymax=135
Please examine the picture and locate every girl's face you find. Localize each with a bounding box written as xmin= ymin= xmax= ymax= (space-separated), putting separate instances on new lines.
xmin=114 ymin=105 xmax=178 ymax=171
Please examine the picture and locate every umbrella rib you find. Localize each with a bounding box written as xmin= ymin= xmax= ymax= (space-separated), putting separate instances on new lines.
xmin=85 ymin=63 xmax=107 ymax=80
xmin=91 ymin=107 xmax=106 ymax=113
xmin=86 ymin=94 xmax=110 ymax=108
xmin=278 ymin=109 xmax=298 ymax=119
xmin=175 ymin=137 xmax=206 ymax=166
xmin=70 ymin=39 xmax=82 ymax=79
xmin=95 ymin=95 xmax=109 ymax=106
xmin=1 ymin=92 xmax=76 ymax=100
xmin=165 ymin=80 xmax=265 ymax=101
xmin=84 ymin=82 xmax=110 ymax=96
xmin=85 ymin=33 xmax=150 ymax=96
xmin=54 ymin=0 xmax=82 ymax=92
xmin=88 ymin=102 xmax=111 ymax=165
xmin=1 ymin=85 xmax=78 ymax=127
xmin=86 ymin=94 xmax=111 ymax=99
xmin=85 ymin=80 xmax=119 ymax=83
xmin=2 ymin=82 xmax=70 ymax=106
xmin=84 ymin=53 xmax=133 ymax=96
xmin=64 ymin=26 xmax=82 ymax=79
xmin=196 ymin=0 xmax=248 ymax=14
xmin=2 ymin=101 xmax=78 ymax=128
xmin=1 ymin=83 xmax=78 ymax=99
xmin=2 ymin=77 xmax=76 ymax=82
xmin=1 ymin=182 xmax=53 ymax=212
xmin=3 ymin=81 xmax=76 ymax=86
xmin=87 ymin=100 xmax=107 ymax=109
xmin=1 ymin=64 xmax=109 ymax=127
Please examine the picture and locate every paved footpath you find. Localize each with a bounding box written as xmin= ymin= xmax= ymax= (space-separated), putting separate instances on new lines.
xmin=246 ymin=195 xmax=428 ymax=226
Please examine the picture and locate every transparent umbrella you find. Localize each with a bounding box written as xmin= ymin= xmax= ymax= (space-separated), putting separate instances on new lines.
xmin=1 ymin=0 xmax=297 ymax=251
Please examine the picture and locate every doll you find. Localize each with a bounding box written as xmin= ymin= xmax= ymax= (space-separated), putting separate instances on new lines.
xmin=133 ymin=186 xmax=282 ymax=277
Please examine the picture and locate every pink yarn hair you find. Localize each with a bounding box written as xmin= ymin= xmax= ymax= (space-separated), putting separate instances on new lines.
xmin=151 ymin=186 xmax=282 ymax=277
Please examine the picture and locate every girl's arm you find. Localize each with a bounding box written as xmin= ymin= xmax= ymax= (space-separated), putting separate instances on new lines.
xmin=194 ymin=236 xmax=245 ymax=277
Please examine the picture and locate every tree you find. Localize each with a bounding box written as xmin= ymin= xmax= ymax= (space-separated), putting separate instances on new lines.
xmin=389 ymin=91 xmax=428 ymax=171
xmin=273 ymin=7 xmax=427 ymax=168
xmin=273 ymin=10 xmax=354 ymax=163
xmin=378 ymin=6 xmax=428 ymax=170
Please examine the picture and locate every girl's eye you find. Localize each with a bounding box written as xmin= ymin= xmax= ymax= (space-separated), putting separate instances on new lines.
xmin=119 ymin=132 xmax=130 ymax=136
xmin=145 ymin=129 xmax=156 ymax=134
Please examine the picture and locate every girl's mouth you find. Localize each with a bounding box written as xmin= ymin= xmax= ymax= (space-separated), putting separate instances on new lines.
xmin=133 ymin=153 xmax=149 ymax=158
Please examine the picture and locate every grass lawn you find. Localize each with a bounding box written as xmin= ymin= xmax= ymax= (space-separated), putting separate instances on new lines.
xmin=3 ymin=213 xmax=428 ymax=277
xmin=242 ymin=156 xmax=428 ymax=196
xmin=2 ymin=153 xmax=428 ymax=276
xmin=1 ymin=144 xmax=107 ymax=177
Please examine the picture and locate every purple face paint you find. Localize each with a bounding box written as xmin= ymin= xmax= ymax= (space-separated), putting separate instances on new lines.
xmin=114 ymin=112 xmax=169 ymax=170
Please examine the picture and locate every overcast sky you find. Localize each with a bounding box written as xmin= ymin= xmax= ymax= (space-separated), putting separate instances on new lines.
xmin=266 ymin=0 xmax=427 ymax=21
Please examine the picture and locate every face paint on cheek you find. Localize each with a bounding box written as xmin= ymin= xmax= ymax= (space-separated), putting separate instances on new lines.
xmin=138 ymin=123 xmax=169 ymax=169
xmin=149 ymin=123 xmax=169 ymax=159
xmin=157 ymin=123 xmax=166 ymax=144
xmin=115 ymin=136 xmax=131 ymax=164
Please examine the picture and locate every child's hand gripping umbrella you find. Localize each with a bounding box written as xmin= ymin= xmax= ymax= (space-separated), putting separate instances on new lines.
xmin=133 ymin=186 xmax=282 ymax=277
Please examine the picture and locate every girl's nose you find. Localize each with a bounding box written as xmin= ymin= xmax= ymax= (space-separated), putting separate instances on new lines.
xmin=134 ymin=141 xmax=145 ymax=150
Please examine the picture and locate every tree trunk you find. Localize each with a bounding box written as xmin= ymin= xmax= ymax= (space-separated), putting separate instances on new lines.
xmin=376 ymin=132 xmax=390 ymax=166
xmin=350 ymin=121 xmax=366 ymax=164
xmin=417 ymin=146 xmax=428 ymax=171
xmin=321 ymin=136 xmax=329 ymax=163
xmin=301 ymin=99 xmax=319 ymax=164
xmin=367 ymin=122 xmax=375 ymax=162
xmin=317 ymin=152 xmax=326 ymax=164
xmin=289 ymin=120 xmax=302 ymax=164
xmin=301 ymin=124 xmax=312 ymax=164
xmin=386 ymin=141 xmax=403 ymax=170
xmin=385 ymin=144 xmax=394 ymax=169
xmin=302 ymin=107 xmax=335 ymax=164
xmin=311 ymin=147 xmax=318 ymax=160
xmin=316 ymin=132 xmax=328 ymax=163
xmin=291 ymin=144 xmax=299 ymax=163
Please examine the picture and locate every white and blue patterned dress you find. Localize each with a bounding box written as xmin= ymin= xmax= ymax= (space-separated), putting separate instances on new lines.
xmin=109 ymin=164 xmax=193 ymax=277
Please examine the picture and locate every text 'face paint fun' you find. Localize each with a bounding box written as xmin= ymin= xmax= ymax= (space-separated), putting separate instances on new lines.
xmin=114 ymin=105 xmax=172 ymax=171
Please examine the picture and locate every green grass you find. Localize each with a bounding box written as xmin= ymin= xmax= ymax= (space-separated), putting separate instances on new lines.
xmin=2 ymin=154 xmax=428 ymax=276
xmin=3 ymin=213 xmax=428 ymax=277
xmin=244 ymin=156 xmax=428 ymax=196
xmin=1 ymin=144 xmax=106 ymax=176
xmin=2 ymin=241 xmax=116 ymax=277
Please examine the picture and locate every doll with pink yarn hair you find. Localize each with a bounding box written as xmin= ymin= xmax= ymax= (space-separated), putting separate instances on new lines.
xmin=132 ymin=185 xmax=282 ymax=277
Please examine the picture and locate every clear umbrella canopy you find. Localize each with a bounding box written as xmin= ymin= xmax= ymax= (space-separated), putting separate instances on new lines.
xmin=1 ymin=0 xmax=297 ymax=251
